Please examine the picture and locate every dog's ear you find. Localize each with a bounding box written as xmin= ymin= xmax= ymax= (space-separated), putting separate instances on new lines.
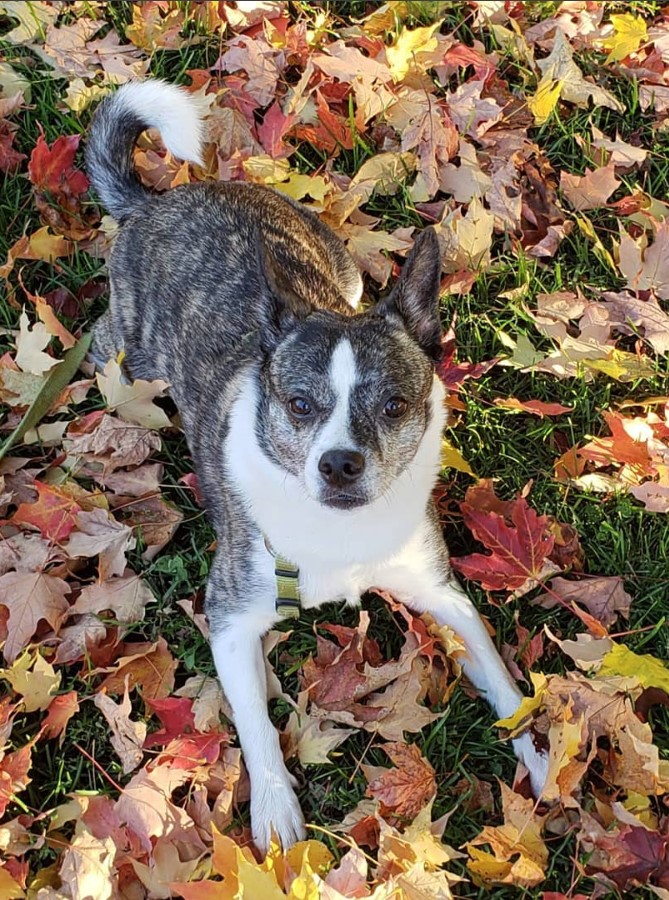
xmin=374 ymin=227 xmax=442 ymax=361
xmin=258 ymin=238 xmax=314 ymax=350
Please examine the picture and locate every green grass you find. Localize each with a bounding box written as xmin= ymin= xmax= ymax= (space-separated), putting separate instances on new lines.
xmin=1 ymin=2 xmax=668 ymax=898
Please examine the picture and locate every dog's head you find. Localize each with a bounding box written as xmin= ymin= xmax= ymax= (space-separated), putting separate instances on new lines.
xmin=256 ymin=228 xmax=443 ymax=511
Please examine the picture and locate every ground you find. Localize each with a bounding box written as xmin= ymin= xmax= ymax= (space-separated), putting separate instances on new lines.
xmin=0 ymin=2 xmax=668 ymax=898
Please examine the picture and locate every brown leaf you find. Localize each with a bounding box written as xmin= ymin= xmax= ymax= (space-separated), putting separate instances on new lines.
xmin=67 ymin=412 xmax=162 ymax=474
xmin=41 ymin=691 xmax=79 ymax=742
xmin=0 ymin=572 xmax=70 ymax=662
xmin=118 ymin=493 xmax=183 ymax=560
xmin=96 ymin=637 xmax=177 ymax=701
xmin=63 ymin=508 xmax=136 ymax=580
xmin=71 ymin=574 xmax=154 ymax=625
xmin=536 ymin=576 xmax=632 ymax=628
xmin=94 ymin=686 xmax=147 ymax=775
xmin=365 ymin=741 xmax=436 ymax=819
xmin=560 ymin=163 xmax=620 ymax=211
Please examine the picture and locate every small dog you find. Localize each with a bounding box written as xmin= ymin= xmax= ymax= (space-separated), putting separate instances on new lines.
xmin=86 ymin=80 xmax=548 ymax=850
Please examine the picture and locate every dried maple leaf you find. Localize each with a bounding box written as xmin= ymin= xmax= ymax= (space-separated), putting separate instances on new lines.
xmin=535 ymin=576 xmax=632 ymax=628
xmin=283 ymin=690 xmax=355 ymax=766
xmin=96 ymin=637 xmax=177 ymax=701
xmin=0 ymin=227 xmax=73 ymax=281
xmin=28 ymin=130 xmax=94 ymax=239
xmin=619 ymin=219 xmax=669 ymax=300
xmin=601 ymin=289 xmax=669 ymax=356
xmin=125 ymin=1 xmax=185 ymax=52
xmin=0 ymin=571 xmax=70 ymax=662
xmin=451 ymin=492 xmax=555 ymax=592
xmin=41 ymin=691 xmax=79 ymax=742
xmin=58 ymin=828 xmax=116 ymax=900
xmin=0 ymin=743 xmax=32 ymax=818
xmin=96 ymin=359 xmax=171 ymax=430
xmin=94 ymin=685 xmax=147 ymax=775
xmin=71 ymin=574 xmax=153 ymax=629
xmin=466 ymin=783 xmax=548 ymax=888
xmin=118 ymin=493 xmax=183 ymax=561
xmin=365 ymin=741 xmax=436 ymax=820
xmin=66 ymin=411 xmax=162 ymax=474
xmin=64 ymin=508 xmax=135 ymax=580
xmin=14 ymin=310 xmax=59 ymax=376
xmin=12 ymin=480 xmax=82 ymax=542
xmin=602 ymin=12 xmax=648 ymax=63
xmin=1 ymin=651 xmax=61 ymax=712
xmin=144 ymin=697 xmax=195 ymax=747
xmin=493 ymin=398 xmax=573 ymax=417
xmin=578 ymin=809 xmax=669 ymax=891
xmin=560 ymin=163 xmax=620 ymax=211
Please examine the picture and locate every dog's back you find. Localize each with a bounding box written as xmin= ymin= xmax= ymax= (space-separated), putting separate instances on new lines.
xmin=86 ymin=81 xmax=362 ymax=387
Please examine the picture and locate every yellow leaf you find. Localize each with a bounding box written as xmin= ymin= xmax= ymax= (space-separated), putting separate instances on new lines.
xmin=495 ymin=672 xmax=547 ymax=733
xmin=527 ymin=77 xmax=562 ymax=125
xmin=1 ymin=651 xmax=61 ymax=713
xmin=0 ymin=866 xmax=24 ymax=899
xmin=285 ymin=840 xmax=334 ymax=881
xmin=440 ymin=438 xmax=475 ymax=476
xmin=603 ymin=13 xmax=647 ymax=63
xmin=64 ymin=79 xmax=110 ymax=113
xmin=274 ymin=173 xmax=331 ymax=206
xmin=542 ymin=718 xmax=584 ymax=802
xmin=386 ymin=22 xmax=440 ymax=80
xmin=582 ymin=350 xmax=658 ymax=382
xmin=237 ymin=855 xmax=285 ymax=899
xmin=242 ymin=155 xmax=292 ymax=185
xmin=600 ymin=643 xmax=669 ymax=693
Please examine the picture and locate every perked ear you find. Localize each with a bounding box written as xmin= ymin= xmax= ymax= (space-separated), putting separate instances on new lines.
xmin=258 ymin=237 xmax=314 ymax=350
xmin=375 ymin=227 xmax=443 ymax=361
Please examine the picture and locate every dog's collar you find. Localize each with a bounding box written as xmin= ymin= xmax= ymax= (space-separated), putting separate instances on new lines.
xmin=264 ymin=538 xmax=301 ymax=619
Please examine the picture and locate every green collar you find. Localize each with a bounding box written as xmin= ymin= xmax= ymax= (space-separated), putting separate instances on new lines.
xmin=265 ymin=539 xmax=301 ymax=619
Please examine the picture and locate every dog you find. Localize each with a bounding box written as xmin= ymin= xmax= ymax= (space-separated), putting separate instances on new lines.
xmin=86 ymin=79 xmax=548 ymax=851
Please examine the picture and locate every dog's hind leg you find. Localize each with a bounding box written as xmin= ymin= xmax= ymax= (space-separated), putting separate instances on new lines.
xmin=402 ymin=575 xmax=549 ymax=796
xmin=209 ymin=611 xmax=306 ymax=852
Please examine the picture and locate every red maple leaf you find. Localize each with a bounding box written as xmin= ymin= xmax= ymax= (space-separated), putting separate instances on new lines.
xmin=451 ymin=496 xmax=555 ymax=591
xmin=28 ymin=131 xmax=89 ymax=198
xmin=144 ymin=696 xmax=196 ymax=747
xmin=437 ymin=322 xmax=497 ymax=390
xmin=12 ymin=481 xmax=82 ymax=543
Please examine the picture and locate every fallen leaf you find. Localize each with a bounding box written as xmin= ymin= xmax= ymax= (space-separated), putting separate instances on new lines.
xmin=493 ymin=398 xmax=573 ymax=417
xmin=71 ymin=574 xmax=153 ymax=625
xmin=97 ymin=637 xmax=177 ymax=701
xmin=1 ymin=651 xmax=61 ymax=712
xmin=365 ymin=741 xmax=436 ymax=820
xmin=0 ymin=571 xmax=70 ymax=662
xmin=12 ymin=480 xmax=82 ymax=542
xmin=560 ymin=164 xmax=620 ymax=211
xmin=451 ymin=493 xmax=555 ymax=592
xmin=96 ymin=360 xmax=171 ymax=430
xmin=535 ymin=576 xmax=632 ymax=628
xmin=41 ymin=691 xmax=79 ymax=742
xmin=63 ymin=508 xmax=136 ymax=580
xmin=94 ymin=685 xmax=147 ymax=774
xmin=603 ymin=13 xmax=648 ymax=63
xmin=466 ymin=783 xmax=548 ymax=888
xmin=14 ymin=311 xmax=58 ymax=377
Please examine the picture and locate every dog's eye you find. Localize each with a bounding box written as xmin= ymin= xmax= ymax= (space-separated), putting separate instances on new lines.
xmin=288 ymin=396 xmax=312 ymax=417
xmin=383 ymin=396 xmax=408 ymax=419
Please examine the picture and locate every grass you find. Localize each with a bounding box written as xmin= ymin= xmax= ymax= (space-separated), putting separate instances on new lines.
xmin=1 ymin=2 xmax=668 ymax=897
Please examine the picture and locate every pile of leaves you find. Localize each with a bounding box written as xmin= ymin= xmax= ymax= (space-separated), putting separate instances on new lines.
xmin=0 ymin=1 xmax=668 ymax=898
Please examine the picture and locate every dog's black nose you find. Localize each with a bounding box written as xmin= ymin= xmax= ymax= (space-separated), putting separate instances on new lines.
xmin=318 ymin=449 xmax=365 ymax=486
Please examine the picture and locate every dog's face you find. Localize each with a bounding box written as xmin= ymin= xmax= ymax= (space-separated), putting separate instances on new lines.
xmin=257 ymin=229 xmax=443 ymax=511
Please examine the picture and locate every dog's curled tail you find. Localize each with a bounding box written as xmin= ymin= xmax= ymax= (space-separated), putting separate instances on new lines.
xmin=85 ymin=79 xmax=205 ymax=221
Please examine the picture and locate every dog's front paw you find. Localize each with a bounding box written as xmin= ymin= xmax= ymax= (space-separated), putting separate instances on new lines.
xmin=512 ymin=732 xmax=549 ymax=798
xmin=251 ymin=775 xmax=306 ymax=853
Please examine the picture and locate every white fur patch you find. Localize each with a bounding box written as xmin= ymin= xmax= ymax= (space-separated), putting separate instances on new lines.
xmin=304 ymin=338 xmax=357 ymax=497
xmin=113 ymin=79 xmax=205 ymax=165
xmin=225 ymin=369 xmax=446 ymax=572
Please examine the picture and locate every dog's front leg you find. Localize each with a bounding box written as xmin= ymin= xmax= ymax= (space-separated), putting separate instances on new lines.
xmin=404 ymin=576 xmax=548 ymax=795
xmin=209 ymin=612 xmax=306 ymax=851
